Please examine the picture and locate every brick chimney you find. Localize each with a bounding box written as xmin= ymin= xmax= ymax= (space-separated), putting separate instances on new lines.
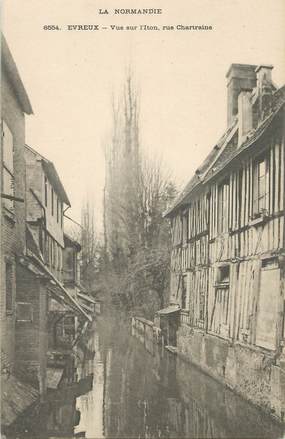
xmin=226 ymin=64 xmax=257 ymax=127
xmin=255 ymin=64 xmax=273 ymax=90
xmin=238 ymin=89 xmax=253 ymax=146
xmin=255 ymin=65 xmax=274 ymax=117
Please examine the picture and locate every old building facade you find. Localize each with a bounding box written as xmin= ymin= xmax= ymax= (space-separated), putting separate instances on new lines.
xmin=1 ymin=35 xmax=33 ymax=370
xmin=1 ymin=37 xmax=95 ymax=435
xmin=15 ymin=145 xmax=91 ymax=396
xmin=165 ymin=64 xmax=285 ymax=420
xmin=24 ymin=144 xmax=70 ymax=282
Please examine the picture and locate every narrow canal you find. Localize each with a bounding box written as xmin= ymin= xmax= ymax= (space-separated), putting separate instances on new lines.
xmin=74 ymin=315 xmax=285 ymax=439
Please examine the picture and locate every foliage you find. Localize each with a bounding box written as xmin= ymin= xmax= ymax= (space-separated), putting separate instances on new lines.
xmin=103 ymin=73 xmax=177 ymax=318
xmin=80 ymin=201 xmax=102 ymax=293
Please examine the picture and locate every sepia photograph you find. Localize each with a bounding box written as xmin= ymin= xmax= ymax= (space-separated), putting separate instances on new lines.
xmin=1 ymin=1 xmax=285 ymax=438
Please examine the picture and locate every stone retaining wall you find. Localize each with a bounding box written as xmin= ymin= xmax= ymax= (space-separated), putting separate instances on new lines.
xmin=177 ymin=324 xmax=285 ymax=423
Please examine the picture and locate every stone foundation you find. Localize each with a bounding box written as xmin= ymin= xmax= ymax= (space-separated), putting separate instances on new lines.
xmin=177 ymin=324 xmax=285 ymax=423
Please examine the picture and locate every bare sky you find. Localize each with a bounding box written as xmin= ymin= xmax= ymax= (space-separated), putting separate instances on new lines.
xmin=2 ymin=0 xmax=285 ymax=230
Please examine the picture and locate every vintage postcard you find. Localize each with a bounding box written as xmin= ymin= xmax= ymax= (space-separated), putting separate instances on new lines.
xmin=1 ymin=1 xmax=285 ymax=438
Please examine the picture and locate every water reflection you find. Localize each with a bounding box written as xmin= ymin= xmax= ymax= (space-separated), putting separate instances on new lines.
xmin=75 ymin=316 xmax=284 ymax=439
xmin=75 ymin=333 xmax=105 ymax=438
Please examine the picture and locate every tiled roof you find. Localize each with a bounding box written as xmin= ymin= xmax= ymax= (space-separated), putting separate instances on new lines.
xmin=204 ymin=101 xmax=284 ymax=182
xmin=164 ymin=85 xmax=285 ymax=217
xmin=163 ymin=120 xmax=238 ymax=216
xmin=164 ymin=174 xmax=200 ymax=216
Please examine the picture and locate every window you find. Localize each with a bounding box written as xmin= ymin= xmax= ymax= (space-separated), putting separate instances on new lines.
xmin=44 ymin=176 xmax=48 ymax=207
xmin=253 ymin=155 xmax=269 ymax=216
xmin=210 ymin=265 xmax=230 ymax=336
xmin=217 ymin=265 xmax=230 ymax=283
xmin=51 ymin=188 xmax=54 ymax=216
xmin=16 ymin=303 xmax=33 ymax=322
xmin=261 ymin=257 xmax=279 ymax=270
xmin=218 ymin=179 xmax=229 ymax=233
xmin=63 ymin=316 xmax=75 ymax=337
xmin=2 ymin=121 xmax=15 ymax=212
xmin=5 ymin=262 xmax=13 ymax=313
xmin=57 ymin=316 xmax=75 ymax=339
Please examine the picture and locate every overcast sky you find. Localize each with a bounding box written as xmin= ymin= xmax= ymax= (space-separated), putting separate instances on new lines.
xmin=3 ymin=0 xmax=285 ymax=230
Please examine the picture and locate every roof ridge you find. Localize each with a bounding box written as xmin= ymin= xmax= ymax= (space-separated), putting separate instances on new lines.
xmin=2 ymin=34 xmax=33 ymax=115
xmin=165 ymin=86 xmax=285 ymax=217
xmin=25 ymin=144 xmax=50 ymax=162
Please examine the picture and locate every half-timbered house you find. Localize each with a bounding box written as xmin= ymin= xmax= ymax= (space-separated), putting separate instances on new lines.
xmin=0 ymin=34 xmax=39 ymax=433
xmin=164 ymin=64 xmax=285 ymax=420
xmin=15 ymin=145 xmax=92 ymax=396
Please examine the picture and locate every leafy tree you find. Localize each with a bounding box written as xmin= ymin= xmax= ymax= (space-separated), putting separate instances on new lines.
xmin=103 ymin=73 xmax=177 ymax=318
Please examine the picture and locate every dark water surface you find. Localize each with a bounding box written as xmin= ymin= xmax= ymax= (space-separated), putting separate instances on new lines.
xmin=75 ymin=316 xmax=285 ymax=439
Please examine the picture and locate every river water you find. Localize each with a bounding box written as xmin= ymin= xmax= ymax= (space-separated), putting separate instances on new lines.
xmin=74 ymin=315 xmax=285 ymax=439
